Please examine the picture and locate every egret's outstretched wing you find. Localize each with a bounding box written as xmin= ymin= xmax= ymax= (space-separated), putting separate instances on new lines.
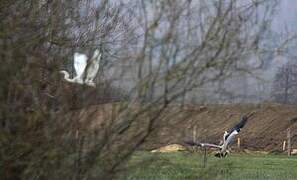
xmin=74 ymin=52 xmax=88 ymax=78
xmin=228 ymin=112 xmax=255 ymax=133
xmin=228 ymin=116 xmax=248 ymax=133
xmin=225 ymin=113 xmax=253 ymax=141
xmin=184 ymin=140 xmax=221 ymax=149
xmin=86 ymin=49 xmax=101 ymax=82
xmin=200 ymin=143 xmax=221 ymax=149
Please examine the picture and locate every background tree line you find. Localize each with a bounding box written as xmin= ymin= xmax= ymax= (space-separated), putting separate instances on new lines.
xmin=272 ymin=59 xmax=297 ymax=104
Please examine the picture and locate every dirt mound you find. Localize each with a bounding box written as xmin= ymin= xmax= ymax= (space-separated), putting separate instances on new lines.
xmin=151 ymin=144 xmax=186 ymax=153
xmin=67 ymin=103 xmax=297 ymax=152
xmin=143 ymin=104 xmax=297 ymax=151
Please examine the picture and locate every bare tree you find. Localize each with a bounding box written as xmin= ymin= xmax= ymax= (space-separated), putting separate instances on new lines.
xmin=0 ymin=0 xmax=279 ymax=179
xmin=272 ymin=60 xmax=297 ymax=104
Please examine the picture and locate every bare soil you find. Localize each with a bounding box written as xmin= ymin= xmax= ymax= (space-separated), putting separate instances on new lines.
xmin=142 ymin=104 xmax=297 ymax=151
xmin=68 ymin=103 xmax=297 ymax=152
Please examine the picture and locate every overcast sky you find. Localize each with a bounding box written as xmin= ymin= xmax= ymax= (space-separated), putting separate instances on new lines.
xmin=273 ymin=0 xmax=297 ymax=32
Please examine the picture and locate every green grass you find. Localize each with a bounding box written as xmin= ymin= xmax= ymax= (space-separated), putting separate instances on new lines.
xmin=118 ymin=151 xmax=297 ymax=180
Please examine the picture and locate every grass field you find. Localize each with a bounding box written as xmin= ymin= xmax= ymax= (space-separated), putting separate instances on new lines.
xmin=118 ymin=151 xmax=297 ymax=180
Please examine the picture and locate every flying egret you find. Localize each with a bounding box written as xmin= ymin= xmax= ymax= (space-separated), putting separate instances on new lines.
xmin=60 ymin=49 xmax=101 ymax=87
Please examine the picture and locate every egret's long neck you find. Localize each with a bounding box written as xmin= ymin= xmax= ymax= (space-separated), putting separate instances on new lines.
xmin=60 ymin=71 xmax=72 ymax=82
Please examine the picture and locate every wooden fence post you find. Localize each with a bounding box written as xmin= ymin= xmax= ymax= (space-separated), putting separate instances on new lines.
xmin=287 ymin=128 xmax=291 ymax=156
xmin=193 ymin=125 xmax=197 ymax=143
xmin=282 ymin=140 xmax=286 ymax=151
xmin=193 ymin=125 xmax=197 ymax=152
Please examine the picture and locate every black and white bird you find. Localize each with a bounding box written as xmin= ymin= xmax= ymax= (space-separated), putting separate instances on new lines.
xmin=185 ymin=112 xmax=254 ymax=158
xmin=60 ymin=49 xmax=101 ymax=87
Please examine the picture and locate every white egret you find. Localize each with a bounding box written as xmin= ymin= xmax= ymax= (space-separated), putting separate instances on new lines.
xmin=60 ymin=49 xmax=101 ymax=87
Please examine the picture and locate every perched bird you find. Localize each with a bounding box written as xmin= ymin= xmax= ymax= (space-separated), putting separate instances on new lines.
xmin=185 ymin=112 xmax=254 ymax=158
xmin=60 ymin=49 xmax=101 ymax=87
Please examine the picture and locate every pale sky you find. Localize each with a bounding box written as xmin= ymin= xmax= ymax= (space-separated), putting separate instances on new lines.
xmin=273 ymin=0 xmax=297 ymax=32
